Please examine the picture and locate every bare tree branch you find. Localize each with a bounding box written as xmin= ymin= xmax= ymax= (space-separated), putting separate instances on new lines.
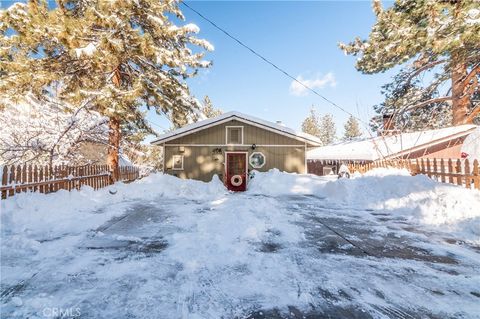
xmin=406 ymin=59 xmax=447 ymax=87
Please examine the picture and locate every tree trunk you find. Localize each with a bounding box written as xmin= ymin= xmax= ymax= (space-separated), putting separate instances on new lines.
xmin=107 ymin=116 xmax=120 ymax=182
xmin=49 ymin=149 xmax=54 ymax=170
xmin=451 ymin=52 xmax=470 ymax=125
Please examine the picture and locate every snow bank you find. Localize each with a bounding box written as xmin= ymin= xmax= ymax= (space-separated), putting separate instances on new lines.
xmin=2 ymin=168 xmax=479 ymax=244
xmin=1 ymin=173 xmax=226 ymax=240
xmin=247 ymin=169 xmax=333 ymax=195
xmin=248 ymin=168 xmax=480 ymax=243
xmin=2 ymin=168 xmax=480 ymax=317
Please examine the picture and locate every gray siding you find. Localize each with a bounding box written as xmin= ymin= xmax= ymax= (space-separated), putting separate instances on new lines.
xmin=162 ymin=119 xmax=307 ymax=181
xmin=164 ymin=145 xmax=305 ymax=182
xmin=166 ymin=120 xmax=303 ymax=146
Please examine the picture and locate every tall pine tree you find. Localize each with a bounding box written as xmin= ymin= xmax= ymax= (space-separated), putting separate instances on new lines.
xmin=340 ymin=0 xmax=480 ymax=130
xmin=343 ymin=115 xmax=362 ymax=140
xmin=319 ymin=114 xmax=336 ymax=145
xmin=201 ymin=96 xmax=222 ymax=119
xmin=301 ymin=108 xmax=321 ymax=140
xmin=0 ymin=0 xmax=212 ymax=179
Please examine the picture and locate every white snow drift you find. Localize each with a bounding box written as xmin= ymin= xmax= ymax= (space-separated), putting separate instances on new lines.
xmin=248 ymin=168 xmax=480 ymax=242
xmin=2 ymin=169 xmax=480 ymax=318
xmin=2 ymin=168 xmax=479 ymax=243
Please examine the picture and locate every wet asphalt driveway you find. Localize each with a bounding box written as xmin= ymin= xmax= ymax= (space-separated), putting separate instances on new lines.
xmin=2 ymin=193 xmax=480 ymax=318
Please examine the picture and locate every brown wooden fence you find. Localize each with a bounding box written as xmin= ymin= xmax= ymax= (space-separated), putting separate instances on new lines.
xmin=1 ymin=164 xmax=140 ymax=199
xmin=348 ymin=158 xmax=480 ymax=190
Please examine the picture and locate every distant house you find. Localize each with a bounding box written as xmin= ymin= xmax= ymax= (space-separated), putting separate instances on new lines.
xmin=151 ymin=112 xmax=321 ymax=190
xmin=307 ymin=124 xmax=478 ymax=176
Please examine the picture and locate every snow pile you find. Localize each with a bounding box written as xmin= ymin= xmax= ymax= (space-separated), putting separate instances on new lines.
xmin=248 ymin=168 xmax=480 ymax=242
xmin=2 ymin=169 xmax=480 ymax=317
xmin=1 ymin=173 xmax=226 ymax=240
xmin=3 ymin=169 xmax=478 ymax=243
xmin=247 ymin=169 xmax=332 ymax=195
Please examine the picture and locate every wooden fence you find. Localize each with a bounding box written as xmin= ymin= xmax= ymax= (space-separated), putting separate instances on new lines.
xmin=1 ymin=164 xmax=140 ymax=199
xmin=348 ymin=158 xmax=480 ymax=190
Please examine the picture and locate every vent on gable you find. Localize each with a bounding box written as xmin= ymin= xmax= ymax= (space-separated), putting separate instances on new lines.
xmin=226 ymin=126 xmax=243 ymax=144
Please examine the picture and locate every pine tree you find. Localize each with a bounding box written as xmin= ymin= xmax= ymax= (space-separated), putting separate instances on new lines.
xmin=190 ymin=95 xmax=222 ymax=123
xmin=201 ymin=96 xmax=222 ymax=119
xmin=343 ymin=116 xmax=362 ymax=140
xmin=319 ymin=114 xmax=336 ymax=145
xmin=339 ymin=0 xmax=480 ymax=130
xmin=301 ymin=108 xmax=321 ymax=140
xmin=0 ymin=1 xmax=212 ymax=179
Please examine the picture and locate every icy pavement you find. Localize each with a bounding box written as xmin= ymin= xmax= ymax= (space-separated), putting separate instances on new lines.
xmin=2 ymin=190 xmax=480 ymax=318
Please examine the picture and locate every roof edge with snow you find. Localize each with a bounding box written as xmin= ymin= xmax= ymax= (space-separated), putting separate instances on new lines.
xmin=151 ymin=111 xmax=322 ymax=146
xmin=307 ymin=124 xmax=478 ymax=161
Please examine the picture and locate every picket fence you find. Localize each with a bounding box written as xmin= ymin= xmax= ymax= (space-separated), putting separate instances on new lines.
xmin=348 ymin=158 xmax=480 ymax=190
xmin=1 ymin=164 xmax=140 ymax=199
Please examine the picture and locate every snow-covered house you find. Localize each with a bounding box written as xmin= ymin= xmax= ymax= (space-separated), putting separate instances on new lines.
xmin=151 ymin=112 xmax=321 ymax=190
xmin=307 ymin=125 xmax=478 ymax=176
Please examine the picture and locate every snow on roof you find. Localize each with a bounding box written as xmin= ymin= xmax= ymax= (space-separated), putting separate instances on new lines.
xmin=151 ymin=111 xmax=322 ymax=146
xmin=461 ymin=127 xmax=480 ymax=161
xmin=308 ymin=125 xmax=478 ymax=161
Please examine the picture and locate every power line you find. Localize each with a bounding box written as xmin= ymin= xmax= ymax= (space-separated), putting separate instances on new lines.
xmin=181 ymin=1 xmax=369 ymax=128
xmin=148 ymin=120 xmax=168 ymax=131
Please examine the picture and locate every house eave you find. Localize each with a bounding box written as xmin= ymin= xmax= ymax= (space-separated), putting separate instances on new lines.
xmin=150 ymin=114 xmax=321 ymax=147
xmin=383 ymin=126 xmax=477 ymax=159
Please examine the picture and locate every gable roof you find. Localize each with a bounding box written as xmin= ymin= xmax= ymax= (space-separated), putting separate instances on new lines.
xmin=151 ymin=111 xmax=322 ymax=146
xmin=307 ymin=124 xmax=477 ymax=161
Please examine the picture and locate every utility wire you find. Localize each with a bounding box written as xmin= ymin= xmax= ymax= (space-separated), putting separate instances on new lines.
xmin=181 ymin=1 xmax=417 ymax=162
xmin=181 ymin=1 xmax=369 ymax=128
xmin=181 ymin=0 xmax=479 ymax=182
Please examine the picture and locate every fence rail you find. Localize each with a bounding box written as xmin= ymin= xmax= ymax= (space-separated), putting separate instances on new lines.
xmin=348 ymin=158 xmax=480 ymax=190
xmin=1 ymin=164 xmax=140 ymax=199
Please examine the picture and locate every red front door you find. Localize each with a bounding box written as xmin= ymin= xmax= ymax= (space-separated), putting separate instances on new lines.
xmin=225 ymin=152 xmax=247 ymax=191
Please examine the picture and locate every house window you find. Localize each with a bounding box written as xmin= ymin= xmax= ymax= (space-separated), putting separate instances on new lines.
xmin=172 ymin=155 xmax=184 ymax=170
xmin=226 ymin=126 xmax=243 ymax=144
xmin=323 ymin=166 xmax=336 ymax=175
xmin=249 ymin=152 xmax=266 ymax=168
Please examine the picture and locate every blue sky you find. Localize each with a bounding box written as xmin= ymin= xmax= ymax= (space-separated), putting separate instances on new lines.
xmin=145 ymin=0 xmax=397 ymax=140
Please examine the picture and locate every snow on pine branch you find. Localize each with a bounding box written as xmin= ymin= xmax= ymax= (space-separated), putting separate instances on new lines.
xmin=74 ymin=43 xmax=97 ymax=58
xmin=1 ymin=0 xmax=214 ymax=130
xmin=0 ymin=94 xmax=108 ymax=166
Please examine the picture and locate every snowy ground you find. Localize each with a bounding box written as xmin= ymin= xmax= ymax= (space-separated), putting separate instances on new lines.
xmin=1 ymin=170 xmax=480 ymax=318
